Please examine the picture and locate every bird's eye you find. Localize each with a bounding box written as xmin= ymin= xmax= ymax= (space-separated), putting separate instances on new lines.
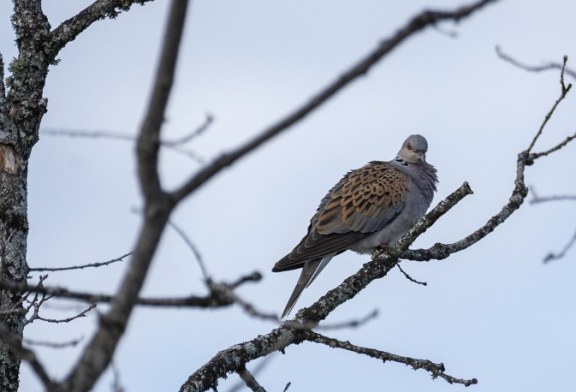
xmin=406 ymin=143 xmax=412 ymax=151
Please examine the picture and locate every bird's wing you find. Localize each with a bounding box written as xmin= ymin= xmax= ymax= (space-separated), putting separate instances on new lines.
xmin=273 ymin=161 xmax=408 ymax=271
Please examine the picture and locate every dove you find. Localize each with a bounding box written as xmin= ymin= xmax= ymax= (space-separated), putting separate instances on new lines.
xmin=273 ymin=134 xmax=438 ymax=318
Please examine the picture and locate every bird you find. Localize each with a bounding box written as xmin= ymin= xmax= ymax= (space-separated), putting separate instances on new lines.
xmin=272 ymin=134 xmax=438 ymax=318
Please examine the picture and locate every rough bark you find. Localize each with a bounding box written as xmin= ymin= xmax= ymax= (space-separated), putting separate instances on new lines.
xmin=0 ymin=1 xmax=51 ymax=390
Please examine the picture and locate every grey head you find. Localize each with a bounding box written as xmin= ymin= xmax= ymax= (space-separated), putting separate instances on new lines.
xmin=396 ymin=134 xmax=429 ymax=164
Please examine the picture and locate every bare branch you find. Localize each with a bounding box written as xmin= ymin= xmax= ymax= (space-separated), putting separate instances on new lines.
xmin=296 ymin=182 xmax=473 ymax=324
xmin=172 ymin=0 xmax=499 ymax=203
xmin=317 ymin=309 xmax=379 ymax=331
xmin=543 ymin=228 xmax=576 ymax=263
xmin=56 ymin=2 xmax=190 ymax=390
xmin=24 ymin=336 xmax=84 ymax=349
xmin=230 ymin=271 xmax=263 ymax=289
xmin=228 ymin=357 xmax=274 ymax=392
xmin=397 ymin=263 xmax=428 ymax=286
xmin=496 ymin=46 xmax=576 ymax=80
xmin=136 ymin=1 xmax=188 ymax=201
xmin=404 ymin=63 xmax=575 ymax=263
xmin=526 ymin=56 xmax=572 ymax=155
xmin=41 ymin=128 xmax=134 ymax=141
xmin=236 ymin=365 xmax=266 ymax=392
xmin=1 ymin=272 xmax=261 ymax=308
xmin=48 ymin=0 xmax=155 ymax=57
xmin=167 ymin=220 xmax=209 ymax=281
xmin=528 ymin=132 xmax=576 ymax=161
xmin=529 ymin=186 xmax=576 ymax=204
xmin=304 ymin=330 xmax=477 ymax=386
xmin=41 ymin=128 xmax=204 ymax=162
xmin=179 ymin=183 xmax=473 ymax=392
xmin=30 ymin=252 xmax=131 ymax=272
xmin=162 ymin=113 xmax=214 ymax=147
xmin=208 ymin=281 xmax=278 ymax=322
xmin=36 ymin=304 xmax=96 ymax=324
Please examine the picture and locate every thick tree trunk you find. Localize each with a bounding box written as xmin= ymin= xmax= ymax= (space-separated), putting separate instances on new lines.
xmin=0 ymin=2 xmax=50 ymax=387
xmin=0 ymin=145 xmax=30 ymax=391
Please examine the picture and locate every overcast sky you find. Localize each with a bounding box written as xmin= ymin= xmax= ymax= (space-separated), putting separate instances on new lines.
xmin=2 ymin=0 xmax=575 ymax=391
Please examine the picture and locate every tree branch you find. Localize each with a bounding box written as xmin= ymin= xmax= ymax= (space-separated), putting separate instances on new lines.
xmin=526 ymin=56 xmax=571 ymax=155
xmin=529 ymin=187 xmax=576 ymax=204
xmin=403 ymin=60 xmax=575 ymax=262
xmin=180 ymin=53 xmax=575 ymax=392
xmin=41 ymin=127 xmax=205 ymax=162
xmin=2 ymin=271 xmax=262 ymax=308
xmin=179 ymin=183 xmax=473 ymax=392
xmin=48 ymin=0 xmax=156 ymax=57
xmin=543 ymin=228 xmax=576 ymax=263
xmin=55 ymin=2 xmax=189 ymax=391
xmin=496 ymin=46 xmax=576 ymax=80
xmin=236 ymin=365 xmax=266 ymax=392
xmin=29 ymin=252 xmax=131 ymax=272
xmin=304 ymin=330 xmax=477 ymax=386
xmin=171 ymin=0 xmax=499 ymax=203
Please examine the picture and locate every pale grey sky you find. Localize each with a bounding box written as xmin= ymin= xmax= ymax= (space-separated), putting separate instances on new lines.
xmin=3 ymin=1 xmax=575 ymax=391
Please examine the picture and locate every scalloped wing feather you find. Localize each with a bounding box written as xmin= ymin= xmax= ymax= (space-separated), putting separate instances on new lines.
xmin=273 ymin=162 xmax=408 ymax=271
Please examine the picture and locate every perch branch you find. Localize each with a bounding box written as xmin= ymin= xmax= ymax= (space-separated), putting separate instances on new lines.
xmin=179 ymin=182 xmax=473 ymax=392
xmin=304 ymin=330 xmax=477 ymax=386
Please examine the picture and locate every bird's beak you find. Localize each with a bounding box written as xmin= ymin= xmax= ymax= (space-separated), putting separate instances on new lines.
xmin=417 ymin=151 xmax=426 ymax=163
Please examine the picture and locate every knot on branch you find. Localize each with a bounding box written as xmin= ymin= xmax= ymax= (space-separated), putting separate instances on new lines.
xmin=430 ymin=242 xmax=451 ymax=259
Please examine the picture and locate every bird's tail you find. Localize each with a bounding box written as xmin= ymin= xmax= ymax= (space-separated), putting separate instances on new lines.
xmin=281 ymin=255 xmax=333 ymax=318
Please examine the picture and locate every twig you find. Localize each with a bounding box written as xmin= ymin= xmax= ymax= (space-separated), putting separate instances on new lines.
xmin=236 ymin=365 xmax=266 ymax=392
xmin=209 ymin=282 xmax=278 ymax=322
xmin=227 ymin=357 xmax=274 ymax=392
xmin=528 ymin=132 xmax=576 ymax=161
xmin=317 ymin=309 xmax=379 ymax=330
xmin=0 ymin=278 xmax=248 ymax=308
xmin=304 ymin=330 xmax=477 ymax=386
xmin=230 ymin=271 xmax=263 ymax=289
xmin=167 ymin=220 xmax=209 ymax=281
xmin=29 ymin=252 xmax=132 ymax=272
xmin=543 ymin=228 xmax=576 ymax=263
xmin=41 ymin=128 xmax=204 ymax=162
xmin=24 ymin=336 xmax=84 ymax=349
xmin=526 ymin=56 xmax=572 ymax=155
xmin=397 ymin=263 xmax=427 ymax=286
xmin=529 ymin=186 xmax=576 ymax=204
xmin=36 ymin=304 xmax=96 ymax=324
xmin=496 ymin=46 xmax=576 ymax=80
xmin=163 ymin=113 xmax=214 ymax=146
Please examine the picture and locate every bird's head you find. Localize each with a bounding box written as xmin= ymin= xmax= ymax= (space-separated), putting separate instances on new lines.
xmin=397 ymin=134 xmax=428 ymax=164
